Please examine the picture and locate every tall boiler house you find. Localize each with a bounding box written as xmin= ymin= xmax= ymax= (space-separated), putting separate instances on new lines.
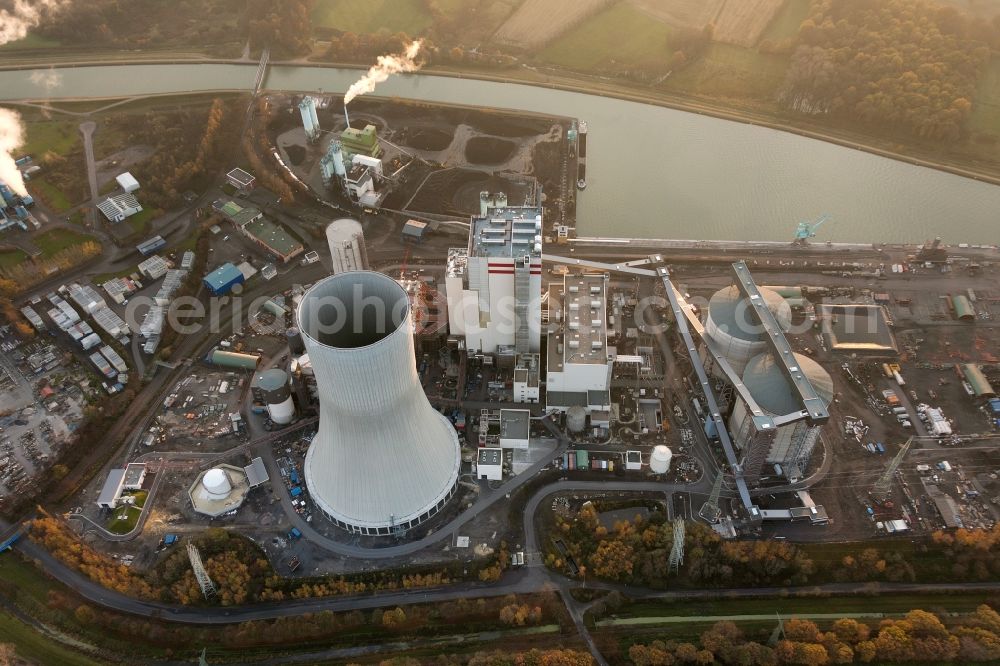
xmin=298 ymin=271 xmax=461 ymax=535
xmin=326 ymin=218 xmax=369 ymax=274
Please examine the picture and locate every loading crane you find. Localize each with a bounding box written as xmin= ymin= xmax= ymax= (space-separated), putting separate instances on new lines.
xmin=793 ymin=214 xmax=831 ymax=245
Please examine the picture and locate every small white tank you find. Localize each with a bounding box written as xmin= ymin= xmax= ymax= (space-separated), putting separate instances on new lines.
xmin=650 ymin=445 xmax=672 ymax=474
xmin=203 ymin=468 xmax=232 ymax=496
xmin=567 ymin=406 xmax=587 ymax=433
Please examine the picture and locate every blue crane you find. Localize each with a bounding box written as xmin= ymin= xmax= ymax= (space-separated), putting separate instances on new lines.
xmin=793 ymin=214 xmax=831 ymax=245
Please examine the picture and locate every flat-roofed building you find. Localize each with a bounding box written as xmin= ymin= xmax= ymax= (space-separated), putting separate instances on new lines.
xmin=817 ymin=304 xmax=898 ymax=357
xmin=499 ymin=409 xmax=530 ymax=450
xmin=477 ymin=447 xmax=503 ymax=481
xmin=225 ymin=167 xmax=256 ymax=193
xmin=97 ymin=193 xmax=142 ymax=223
xmin=546 ymin=274 xmax=613 ymax=415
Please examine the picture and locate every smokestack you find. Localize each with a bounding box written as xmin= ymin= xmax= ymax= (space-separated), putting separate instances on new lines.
xmin=344 ymin=103 xmax=351 ymax=131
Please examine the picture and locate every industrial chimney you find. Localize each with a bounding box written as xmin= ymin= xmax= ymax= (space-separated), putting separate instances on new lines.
xmin=298 ymin=271 xmax=460 ymax=535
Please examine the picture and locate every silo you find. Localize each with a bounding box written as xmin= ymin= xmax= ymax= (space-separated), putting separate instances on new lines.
xmin=326 ymin=218 xmax=369 ymax=274
xmin=729 ymin=351 xmax=834 ymax=480
xmin=256 ymin=368 xmax=295 ymax=425
xmin=650 ymin=445 xmax=672 ymax=474
xmin=298 ymin=271 xmax=460 ymax=535
xmin=704 ymin=286 xmax=791 ymax=375
xmin=331 ymin=140 xmax=346 ymax=177
xmin=203 ymin=468 xmax=232 ymax=496
xmin=566 ymin=405 xmax=587 ymax=433
xmin=286 ymin=327 xmax=305 ymax=355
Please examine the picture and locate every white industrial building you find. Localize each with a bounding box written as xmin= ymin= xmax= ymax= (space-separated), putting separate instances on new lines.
xmin=68 ymin=283 xmax=107 ymax=315
xmin=97 ymin=193 xmax=142 ymax=223
xmin=298 ymin=271 xmax=461 ymax=535
xmin=545 ymin=274 xmax=613 ymax=418
xmin=477 ymin=448 xmax=503 ymax=481
xmin=138 ymin=255 xmax=169 ymax=281
xmin=513 ymin=353 xmax=540 ymax=403
xmin=326 ymin=218 xmax=368 ymax=274
xmin=445 ymin=202 xmax=543 ymax=356
xmin=188 ymin=465 xmax=252 ymax=517
xmin=116 ymin=172 xmax=139 ymax=193
xmin=93 ymin=306 xmax=129 ymax=338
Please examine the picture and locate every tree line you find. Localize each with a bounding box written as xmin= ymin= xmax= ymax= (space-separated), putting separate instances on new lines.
xmin=780 ymin=0 xmax=995 ymax=141
xmin=627 ymin=606 xmax=1000 ymax=665
xmin=549 ymin=502 xmax=1000 ymax=589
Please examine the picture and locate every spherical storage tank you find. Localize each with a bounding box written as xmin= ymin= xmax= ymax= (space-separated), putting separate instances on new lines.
xmin=650 ymin=445 xmax=672 ymax=474
xmin=298 ymin=271 xmax=460 ymax=536
xmin=256 ymin=368 xmax=295 ymax=425
xmin=203 ymin=468 xmax=232 ymax=496
xmin=705 ymin=286 xmax=791 ymax=376
xmin=566 ymin=405 xmax=587 ymax=433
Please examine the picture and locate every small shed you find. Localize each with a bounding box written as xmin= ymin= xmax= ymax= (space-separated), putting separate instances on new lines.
xmin=203 ymin=263 xmax=245 ymax=296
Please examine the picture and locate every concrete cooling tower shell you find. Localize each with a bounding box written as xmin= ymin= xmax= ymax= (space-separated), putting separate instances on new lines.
xmin=705 ymin=286 xmax=792 ymax=375
xmin=298 ymin=271 xmax=460 ymax=535
xmin=741 ymin=352 xmax=834 ymax=416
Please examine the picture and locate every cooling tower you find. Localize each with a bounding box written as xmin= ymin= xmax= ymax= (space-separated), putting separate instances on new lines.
xmin=298 ymin=271 xmax=461 ymax=535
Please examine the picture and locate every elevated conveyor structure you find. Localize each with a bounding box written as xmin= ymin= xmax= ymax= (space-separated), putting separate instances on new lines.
xmin=731 ymin=262 xmax=829 ymax=426
xmin=542 ymin=252 xmax=759 ymax=520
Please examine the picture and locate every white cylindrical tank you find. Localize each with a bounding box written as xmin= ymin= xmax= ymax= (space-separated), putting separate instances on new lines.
xmin=257 ymin=368 xmax=295 ymax=424
xmin=298 ymin=271 xmax=460 ymax=535
xmin=326 ymin=218 xmax=369 ymax=274
xmin=203 ymin=468 xmax=232 ymax=496
xmin=650 ymin=445 xmax=672 ymax=474
xmin=566 ymin=405 xmax=587 ymax=433
xmin=705 ymin=286 xmax=791 ymax=376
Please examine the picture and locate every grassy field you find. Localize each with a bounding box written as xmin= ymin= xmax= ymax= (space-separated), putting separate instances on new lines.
xmin=625 ymin=0 xmax=721 ymax=30
xmin=496 ymin=0 xmax=613 ymax=50
xmin=0 ymin=33 xmax=61 ymax=51
xmin=539 ymin=3 xmax=672 ymax=70
xmin=124 ymin=207 xmax=162 ymax=238
xmin=22 ymin=120 xmax=80 ymax=158
xmin=34 ymin=229 xmax=97 ymax=258
xmin=664 ymin=42 xmax=788 ymax=101
xmin=0 ymin=249 xmax=29 ymax=268
xmin=106 ymin=505 xmax=142 ymax=534
xmin=713 ymin=0 xmax=786 ymax=47
xmin=312 ymin=0 xmax=432 ymax=34
xmin=0 ymin=613 xmax=102 ymax=666
xmin=27 ymin=178 xmax=73 ymax=212
xmin=762 ymin=0 xmax=812 ymax=43
xmin=970 ymin=55 xmax=1000 ymax=136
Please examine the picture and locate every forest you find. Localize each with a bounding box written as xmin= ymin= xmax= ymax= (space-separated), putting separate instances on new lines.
xmin=548 ymin=501 xmax=1000 ymax=588
xmin=780 ymin=0 xmax=996 ymax=141
xmin=626 ymin=607 xmax=1000 ymax=665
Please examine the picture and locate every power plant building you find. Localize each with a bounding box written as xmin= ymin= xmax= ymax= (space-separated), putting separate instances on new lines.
xmin=326 ymin=218 xmax=368 ymax=274
xmin=340 ymin=124 xmax=382 ymax=159
xmin=298 ymin=271 xmax=460 ymax=535
xmin=445 ymin=204 xmax=543 ymax=356
xmin=320 ymin=140 xmax=347 ymax=186
xmin=728 ymin=352 xmax=833 ymax=481
xmin=545 ymin=273 xmax=613 ymax=415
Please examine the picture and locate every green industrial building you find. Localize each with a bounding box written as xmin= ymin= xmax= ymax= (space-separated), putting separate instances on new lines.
xmin=340 ymin=124 xmax=382 ymax=159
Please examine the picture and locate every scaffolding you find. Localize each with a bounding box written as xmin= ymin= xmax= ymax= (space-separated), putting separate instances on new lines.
xmin=667 ymin=518 xmax=685 ymax=573
xmin=187 ymin=543 xmax=217 ymax=599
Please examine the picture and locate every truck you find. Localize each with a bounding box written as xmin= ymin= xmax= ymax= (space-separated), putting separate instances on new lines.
xmin=893 ymin=370 xmax=906 ymax=387
xmin=290 ymin=486 xmax=303 ymax=498
xmin=882 ymin=389 xmax=900 ymax=406
xmin=287 ymin=527 xmax=302 ymax=540
xmin=892 ymin=406 xmax=907 ymax=415
xmin=875 ymin=442 xmax=886 ymax=454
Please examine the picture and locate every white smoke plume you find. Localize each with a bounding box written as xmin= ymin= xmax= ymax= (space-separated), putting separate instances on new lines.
xmin=344 ymin=39 xmax=423 ymax=106
xmin=29 ymin=67 xmax=62 ymax=91
xmin=0 ymin=0 xmax=66 ymax=46
xmin=0 ymin=108 xmax=27 ymax=196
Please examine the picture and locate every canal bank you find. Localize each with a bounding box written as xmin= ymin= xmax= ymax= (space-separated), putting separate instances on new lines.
xmin=2 ymin=62 xmax=1000 ymax=244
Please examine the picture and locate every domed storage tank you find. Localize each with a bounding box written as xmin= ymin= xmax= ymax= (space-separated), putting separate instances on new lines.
xmin=650 ymin=445 xmax=672 ymax=474
xmin=704 ymin=286 xmax=792 ymax=376
xmin=566 ymin=405 xmax=587 ymax=433
xmin=203 ymin=468 xmax=232 ymax=496
xmin=256 ymin=368 xmax=295 ymax=425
